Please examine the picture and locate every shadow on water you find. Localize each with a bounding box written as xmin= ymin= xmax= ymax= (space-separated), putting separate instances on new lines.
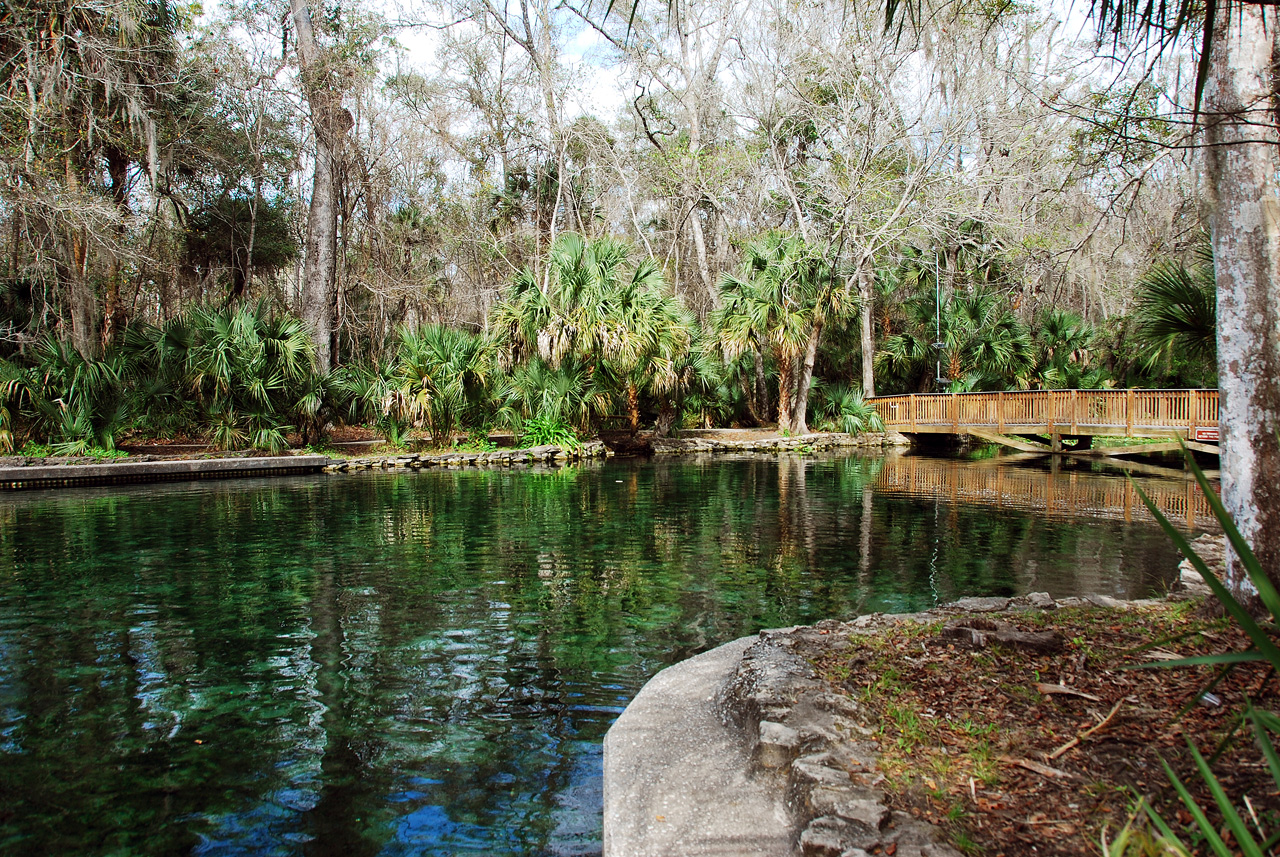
xmin=0 ymin=451 xmax=1209 ymax=856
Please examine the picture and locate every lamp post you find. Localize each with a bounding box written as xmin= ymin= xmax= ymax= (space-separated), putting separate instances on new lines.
xmin=934 ymin=252 xmax=948 ymax=390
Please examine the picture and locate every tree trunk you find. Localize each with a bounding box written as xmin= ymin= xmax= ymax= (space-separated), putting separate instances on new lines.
xmin=1204 ymin=3 xmax=1280 ymax=604
xmin=755 ymin=345 xmax=769 ymax=423
xmin=792 ymin=318 xmax=823 ymax=435
xmin=776 ymin=348 xmax=795 ymax=433
xmin=858 ymin=262 xmax=876 ymax=397
xmin=64 ymin=149 xmax=97 ymax=359
xmin=291 ymin=0 xmax=349 ymax=374
xmin=656 ymin=401 xmax=677 ymax=437
xmin=688 ymin=202 xmax=717 ymax=309
xmin=627 ymin=381 xmax=641 ymax=432
xmin=101 ymin=146 xmax=130 ymax=347
xmin=741 ymin=372 xmax=762 ymax=426
xmin=243 ymin=175 xmax=261 ymax=299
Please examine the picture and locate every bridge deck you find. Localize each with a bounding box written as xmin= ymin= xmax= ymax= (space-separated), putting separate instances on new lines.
xmin=870 ymin=389 xmax=1220 ymax=453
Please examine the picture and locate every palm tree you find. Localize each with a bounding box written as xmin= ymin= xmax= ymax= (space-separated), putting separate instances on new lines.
xmin=876 ymin=284 xmax=1033 ymax=393
xmin=815 ymin=383 xmax=885 ymax=434
xmin=714 ymin=231 xmax=848 ymax=434
xmin=1029 ymin=309 xmax=1096 ymax=388
xmin=391 ymin=325 xmax=493 ymax=446
xmin=1133 ymin=244 xmax=1216 ymax=383
xmin=946 ymin=290 xmax=1034 ymax=390
xmin=496 ymin=357 xmax=607 ymax=433
xmin=492 ymin=231 xmax=693 ymax=433
xmin=120 ymin=303 xmax=321 ymax=453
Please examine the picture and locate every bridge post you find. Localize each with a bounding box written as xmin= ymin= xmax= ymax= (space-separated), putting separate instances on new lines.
xmin=1070 ymin=389 xmax=1079 ymax=434
xmin=952 ymin=393 xmax=960 ymax=431
xmin=909 ymin=394 xmax=917 ymax=432
xmin=998 ymin=392 xmax=1005 ymax=433
xmin=1126 ymin=389 xmax=1135 ymax=437
xmin=1189 ymin=389 xmax=1199 ymax=436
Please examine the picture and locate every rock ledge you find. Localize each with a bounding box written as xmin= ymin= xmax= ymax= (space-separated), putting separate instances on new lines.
xmin=709 ymin=591 xmax=1165 ymax=856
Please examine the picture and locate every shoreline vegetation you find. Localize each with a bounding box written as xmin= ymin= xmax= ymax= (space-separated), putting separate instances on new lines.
xmin=0 ymin=428 xmax=909 ymax=471
xmin=714 ymin=585 xmax=1277 ymax=857
xmin=0 ymin=229 xmax=1217 ymax=468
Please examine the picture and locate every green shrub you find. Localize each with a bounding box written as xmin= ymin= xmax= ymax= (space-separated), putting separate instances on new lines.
xmin=816 ymin=383 xmax=884 ymax=434
xmin=519 ymin=415 xmax=580 ymax=450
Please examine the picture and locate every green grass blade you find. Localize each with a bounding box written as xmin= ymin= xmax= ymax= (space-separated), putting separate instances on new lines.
xmin=1252 ymin=707 xmax=1280 ymax=733
xmin=1132 ymin=480 xmax=1280 ymax=667
xmin=1139 ymin=796 xmax=1192 ymax=854
xmin=1186 ymin=741 xmax=1265 ymax=857
xmin=1133 ymin=651 xmax=1265 ymax=669
xmin=1184 ymin=448 xmax=1280 ymax=620
xmin=1160 ymin=755 xmax=1234 ymax=857
xmin=1248 ymin=704 xmax=1280 ymax=787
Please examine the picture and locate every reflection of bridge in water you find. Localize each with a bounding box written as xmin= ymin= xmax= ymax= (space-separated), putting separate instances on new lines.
xmin=873 ymin=454 xmax=1220 ymax=532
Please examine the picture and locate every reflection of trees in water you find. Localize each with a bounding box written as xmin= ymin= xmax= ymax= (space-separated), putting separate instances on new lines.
xmin=860 ymin=454 xmax=1192 ymax=609
xmin=0 ymin=456 xmax=1183 ymax=855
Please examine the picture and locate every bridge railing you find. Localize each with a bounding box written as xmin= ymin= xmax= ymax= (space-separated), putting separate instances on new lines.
xmin=870 ymin=389 xmax=1218 ymax=437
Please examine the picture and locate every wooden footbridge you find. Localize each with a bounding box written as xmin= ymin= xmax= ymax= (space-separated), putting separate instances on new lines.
xmin=870 ymin=389 xmax=1220 ymax=456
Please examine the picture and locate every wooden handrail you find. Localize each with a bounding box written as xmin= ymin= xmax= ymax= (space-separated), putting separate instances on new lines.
xmin=870 ymin=389 xmax=1218 ymax=439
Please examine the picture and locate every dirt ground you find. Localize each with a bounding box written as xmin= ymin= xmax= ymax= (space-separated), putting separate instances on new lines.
xmin=798 ymin=602 xmax=1279 ymax=855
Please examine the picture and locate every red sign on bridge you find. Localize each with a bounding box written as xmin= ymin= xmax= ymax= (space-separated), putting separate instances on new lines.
xmin=1194 ymin=426 xmax=1220 ymax=442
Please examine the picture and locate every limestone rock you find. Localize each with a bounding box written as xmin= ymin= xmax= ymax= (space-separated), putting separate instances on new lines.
xmin=756 ymin=720 xmax=800 ymax=769
xmin=1023 ymin=591 xmax=1056 ymax=609
xmin=952 ymin=596 xmax=1011 ymax=612
xmin=808 ymin=787 xmax=890 ymax=831
xmin=799 ymin=816 xmax=877 ymax=857
xmin=717 ymin=636 xmax=822 ymax=731
xmin=1176 ymin=534 xmax=1225 ymax=596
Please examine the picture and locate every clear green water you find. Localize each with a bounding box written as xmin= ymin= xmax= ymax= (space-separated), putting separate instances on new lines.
xmin=0 ymin=453 xmax=1185 ymax=856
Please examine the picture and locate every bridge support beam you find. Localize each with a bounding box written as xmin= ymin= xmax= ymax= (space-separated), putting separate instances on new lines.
xmin=965 ymin=429 xmax=1051 ymax=453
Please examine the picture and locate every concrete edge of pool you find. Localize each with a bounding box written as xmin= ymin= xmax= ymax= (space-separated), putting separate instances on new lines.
xmin=602 ymin=635 xmax=794 ymax=857
xmin=0 ymin=454 xmax=334 ymax=489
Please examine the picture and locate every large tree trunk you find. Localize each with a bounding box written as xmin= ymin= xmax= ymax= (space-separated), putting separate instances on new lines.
xmin=290 ymin=0 xmax=349 ymax=374
xmin=858 ymin=263 xmax=876 ymax=397
xmin=792 ymin=318 xmax=823 ymax=435
xmin=688 ymin=202 xmax=717 ymax=309
xmin=1205 ymin=4 xmax=1280 ymax=605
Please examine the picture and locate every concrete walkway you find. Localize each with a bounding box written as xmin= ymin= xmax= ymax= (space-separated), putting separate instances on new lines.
xmin=603 ymin=636 xmax=793 ymax=857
